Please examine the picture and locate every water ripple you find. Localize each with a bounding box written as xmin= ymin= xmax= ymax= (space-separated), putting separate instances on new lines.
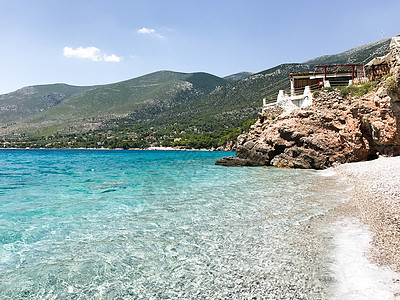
xmin=0 ymin=150 xmax=343 ymax=299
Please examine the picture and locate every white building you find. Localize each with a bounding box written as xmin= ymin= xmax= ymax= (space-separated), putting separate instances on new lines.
xmin=263 ymin=64 xmax=366 ymax=110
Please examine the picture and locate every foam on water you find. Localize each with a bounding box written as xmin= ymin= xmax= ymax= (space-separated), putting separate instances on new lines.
xmin=330 ymin=218 xmax=400 ymax=299
xmin=0 ymin=149 xmax=396 ymax=299
xmin=318 ymin=169 xmax=337 ymax=177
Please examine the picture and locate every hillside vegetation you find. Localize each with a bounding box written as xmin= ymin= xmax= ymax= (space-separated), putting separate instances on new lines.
xmin=0 ymin=84 xmax=91 ymax=123
xmin=305 ymin=38 xmax=391 ymax=65
xmin=0 ymin=38 xmax=391 ymax=149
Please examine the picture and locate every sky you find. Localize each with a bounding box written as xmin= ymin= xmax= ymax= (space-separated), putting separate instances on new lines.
xmin=0 ymin=0 xmax=399 ymax=94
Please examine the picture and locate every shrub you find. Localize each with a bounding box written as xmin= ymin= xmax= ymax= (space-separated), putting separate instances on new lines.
xmin=319 ymin=82 xmax=377 ymax=98
xmin=385 ymin=75 xmax=397 ymax=94
xmin=356 ymin=82 xmax=377 ymax=96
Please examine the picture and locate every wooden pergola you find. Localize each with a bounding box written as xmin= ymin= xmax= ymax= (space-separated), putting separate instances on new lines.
xmin=314 ymin=64 xmax=365 ymax=81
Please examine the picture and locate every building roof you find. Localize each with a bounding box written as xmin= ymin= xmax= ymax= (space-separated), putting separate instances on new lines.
xmin=366 ymin=53 xmax=391 ymax=67
xmin=290 ymin=64 xmax=364 ymax=79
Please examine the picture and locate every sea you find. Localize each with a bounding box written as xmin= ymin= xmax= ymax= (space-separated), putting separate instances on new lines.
xmin=0 ymin=149 xmax=397 ymax=299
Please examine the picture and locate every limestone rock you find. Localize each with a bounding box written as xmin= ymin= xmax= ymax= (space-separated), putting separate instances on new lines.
xmin=217 ymin=86 xmax=400 ymax=169
xmin=217 ymin=38 xmax=400 ymax=169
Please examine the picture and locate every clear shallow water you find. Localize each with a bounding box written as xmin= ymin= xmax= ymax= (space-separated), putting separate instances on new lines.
xmin=0 ymin=149 xmax=345 ymax=299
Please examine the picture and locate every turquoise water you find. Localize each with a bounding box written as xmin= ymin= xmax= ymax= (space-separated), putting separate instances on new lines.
xmin=0 ymin=150 xmax=343 ymax=299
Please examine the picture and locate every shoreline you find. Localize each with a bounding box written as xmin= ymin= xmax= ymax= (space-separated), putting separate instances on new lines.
xmin=331 ymin=156 xmax=400 ymax=298
xmin=334 ymin=156 xmax=400 ymax=271
xmin=0 ymin=147 xmax=222 ymax=152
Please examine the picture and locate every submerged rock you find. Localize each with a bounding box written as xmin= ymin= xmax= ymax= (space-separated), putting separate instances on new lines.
xmin=215 ymin=156 xmax=259 ymax=166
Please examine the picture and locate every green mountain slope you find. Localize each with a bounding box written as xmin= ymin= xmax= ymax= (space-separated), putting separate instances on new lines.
xmin=224 ymin=72 xmax=253 ymax=82
xmin=0 ymin=37 xmax=392 ymax=149
xmin=173 ymin=38 xmax=392 ymax=132
xmin=0 ymin=84 xmax=91 ymax=123
xmin=146 ymin=64 xmax=312 ymax=129
xmin=305 ymin=38 xmax=391 ymax=65
xmin=3 ymin=71 xmax=227 ymax=135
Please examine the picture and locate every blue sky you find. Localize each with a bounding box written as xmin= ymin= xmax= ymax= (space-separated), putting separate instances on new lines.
xmin=0 ymin=0 xmax=399 ymax=94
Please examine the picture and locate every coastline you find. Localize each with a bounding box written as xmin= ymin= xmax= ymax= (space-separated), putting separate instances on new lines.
xmin=0 ymin=146 xmax=218 ymax=151
xmin=331 ymin=156 xmax=400 ymax=298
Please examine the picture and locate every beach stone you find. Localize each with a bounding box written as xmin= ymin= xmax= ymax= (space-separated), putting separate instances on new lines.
xmin=215 ymin=156 xmax=259 ymax=166
xmin=336 ymin=156 xmax=400 ymax=273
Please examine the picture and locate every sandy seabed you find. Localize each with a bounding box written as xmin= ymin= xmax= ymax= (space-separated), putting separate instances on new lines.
xmin=331 ymin=156 xmax=400 ymax=299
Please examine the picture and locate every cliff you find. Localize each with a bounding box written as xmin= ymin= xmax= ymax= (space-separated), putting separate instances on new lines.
xmin=217 ymin=36 xmax=400 ymax=169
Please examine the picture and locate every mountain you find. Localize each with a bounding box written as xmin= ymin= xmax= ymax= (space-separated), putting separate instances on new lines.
xmin=305 ymin=38 xmax=391 ymax=65
xmin=0 ymin=84 xmax=91 ymax=123
xmin=152 ymin=64 xmax=311 ymax=130
xmin=0 ymin=37 xmax=392 ymax=149
xmin=224 ymin=72 xmax=253 ymax=82
xmin=1 ymin=71 xmax=227 ymax=135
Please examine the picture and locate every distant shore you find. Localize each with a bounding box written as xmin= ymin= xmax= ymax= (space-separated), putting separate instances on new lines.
xmin=0 ymin=147 xmax=220 ymax=151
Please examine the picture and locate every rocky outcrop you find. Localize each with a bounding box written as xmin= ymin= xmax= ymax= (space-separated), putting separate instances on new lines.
xmin=217 ymin=86 xmax=400 ymax=169
xmin=215 ymin=140 xmax=236 ymax=152
xmin=387 ymin=36 xmax=400 ymax=103
xmin=216 ymin=36 xmax=400 ymax=169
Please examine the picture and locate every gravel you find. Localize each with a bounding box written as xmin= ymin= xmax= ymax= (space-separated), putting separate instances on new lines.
xmin=334 ymin=156 xmax=400 ymax=271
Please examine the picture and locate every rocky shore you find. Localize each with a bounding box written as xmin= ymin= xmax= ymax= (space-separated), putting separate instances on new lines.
xmin=216 ymin=84 xmax=400 ymax=169
xmin=335 ymin=156 xmax=400 ymax=272
xmin=216 ymin=36 xmax=400 ymax=169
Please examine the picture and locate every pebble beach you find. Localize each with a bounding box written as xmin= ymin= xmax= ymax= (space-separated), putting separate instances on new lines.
xmin=333 ymin=156 xmax=400 ymax=298
xmin=335 ymin=156 xmax=400 ymax=270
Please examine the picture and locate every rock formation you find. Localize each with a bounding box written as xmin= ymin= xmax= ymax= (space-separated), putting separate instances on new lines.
xmin=216 ymin=36 xmax=400 ymax=169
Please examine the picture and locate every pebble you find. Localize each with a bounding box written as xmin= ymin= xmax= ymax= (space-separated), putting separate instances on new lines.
xmin=335 ymin=156 xmax=400 ymax=271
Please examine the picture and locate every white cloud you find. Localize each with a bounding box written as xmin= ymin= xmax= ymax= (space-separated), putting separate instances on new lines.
xmin=137 ymin=27 xmax=165 ymax=39
xmin=63 ymin=46 xmax=121 ymax=62
xmin=103 ymin=54 xmax=121 ymax=62
xmin=137 ymin=27 xmax=155 ymax=34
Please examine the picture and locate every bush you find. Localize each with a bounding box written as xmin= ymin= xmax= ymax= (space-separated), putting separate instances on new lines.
xmin=356 ymin=82 xmax=377 ymax=96
xmin=319 ymin=82 xmax=377 ymax=98
xmin=386 ymin=75 xmax=397 ymax=94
